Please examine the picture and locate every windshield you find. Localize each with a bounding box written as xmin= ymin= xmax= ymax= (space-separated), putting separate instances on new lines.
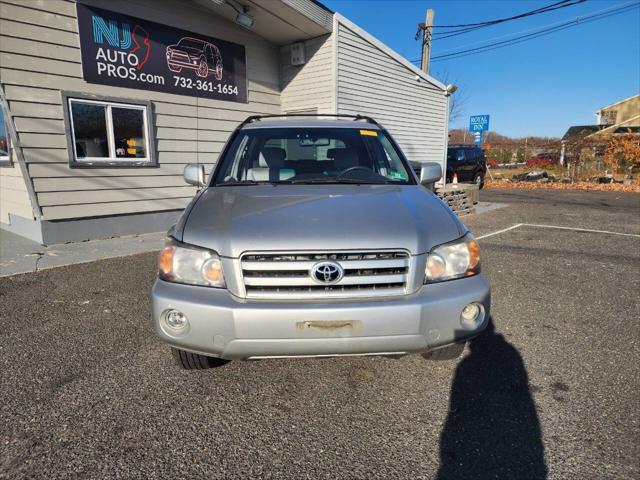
xmin=178 ymin=38 xmax=205 ymax=50
xmin=213 ymin=127 xmax=414 ymax=186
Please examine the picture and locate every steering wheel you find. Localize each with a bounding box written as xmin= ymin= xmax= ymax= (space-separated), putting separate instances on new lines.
xmin=337 ymin=166 xmax=371 ymax=177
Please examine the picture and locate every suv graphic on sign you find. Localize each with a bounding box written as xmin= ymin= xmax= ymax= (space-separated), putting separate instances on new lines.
xmin=166 ymin=37 xmax=223 ymax=80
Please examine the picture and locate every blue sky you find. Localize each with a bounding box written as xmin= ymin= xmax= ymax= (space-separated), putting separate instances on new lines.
xmin=322 ymin=0 xmax=640 ymax=138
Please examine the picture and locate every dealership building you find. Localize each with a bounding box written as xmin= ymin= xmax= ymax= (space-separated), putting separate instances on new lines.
xmin=0 ymin=0 xmax=451 ymax=244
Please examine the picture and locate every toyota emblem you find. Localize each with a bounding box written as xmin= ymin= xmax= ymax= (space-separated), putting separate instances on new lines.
xmin=311 ymin=261 xmax=344 ymax=285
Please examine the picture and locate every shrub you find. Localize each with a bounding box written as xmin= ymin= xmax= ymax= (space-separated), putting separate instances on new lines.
xmin=526 ymin=156 xmax=554 ymax=168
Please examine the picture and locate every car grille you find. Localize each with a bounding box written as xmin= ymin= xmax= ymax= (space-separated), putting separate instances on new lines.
xmin=240 ymin=251 xmax=410 ymax=299
xmin=170 ymin=52 xmax=190 ymax=63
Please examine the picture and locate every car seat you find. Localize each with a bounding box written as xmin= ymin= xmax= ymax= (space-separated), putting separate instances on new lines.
xmin=323 ymin=147 xmax=362 ymax=176
xmin=246 ymin=147 xmax=295 ymax=181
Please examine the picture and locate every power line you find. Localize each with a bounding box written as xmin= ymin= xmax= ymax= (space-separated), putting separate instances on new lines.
xmin=432 ymin=0 xmax=587 ymax=41
xmin=434 ymin=0 xmax=580 ymax=28
xmin=409 ymin=2 xmax=639 ymax=64
xmin=415 ymin=0 xmax=587 ymax=41
xmin=433 ymin=1 xmax=637 ymax=58
xmin=432 ymin=2 xmax=638 ymax=62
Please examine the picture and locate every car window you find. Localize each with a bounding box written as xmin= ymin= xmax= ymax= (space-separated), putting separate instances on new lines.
xmin=466 ymin=149 xmax=476 ymax=162
xmin=178 ymin=38 xmax=205 ymax=50
xmin=447 ymin=148 xmax=461 ymax=163
xmin=214 ymin=127 xmax=413 ymax=185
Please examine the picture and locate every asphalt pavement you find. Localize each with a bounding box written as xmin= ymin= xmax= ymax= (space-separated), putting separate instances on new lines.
xmin=1 ymin=189 xmax=638 ymax=479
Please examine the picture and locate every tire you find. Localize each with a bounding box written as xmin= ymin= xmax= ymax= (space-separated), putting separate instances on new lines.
xmin=171 ymin=347 xmax=229 ymax=370
xmin=473 ymin=172 xmax=485 ymax=189
xmin=196 ymin=59 xmax=208 ymax=78
xmin=214 ymin=62 xmax=223 ymax=81
xmin=421 ymin=342 xmax=465 ymax=361
xmin=168 ymin=62 xmax=182 ymax=73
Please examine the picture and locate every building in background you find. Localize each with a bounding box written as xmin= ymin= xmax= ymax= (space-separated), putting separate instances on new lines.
xmin=0 ymin=0 xmax=451 ymax=244
xmin=595 ymin=94 xmax=640 ymax=130
xmin=560 ymin=93 xmax=640 ymax=166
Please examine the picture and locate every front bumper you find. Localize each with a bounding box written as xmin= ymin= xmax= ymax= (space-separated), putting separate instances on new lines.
xmin=151 ymin=274 xmax=491 ymax=360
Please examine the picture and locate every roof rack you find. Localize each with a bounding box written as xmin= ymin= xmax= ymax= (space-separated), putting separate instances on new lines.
xmin=239 ymin=113 xmax=381 ymax=128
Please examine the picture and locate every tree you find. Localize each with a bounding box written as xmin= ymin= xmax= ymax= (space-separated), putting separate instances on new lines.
xmin=433 ymin=70 xmax=469 ymax=124
xmin=604 ymin=133 xmax=640 ymax=175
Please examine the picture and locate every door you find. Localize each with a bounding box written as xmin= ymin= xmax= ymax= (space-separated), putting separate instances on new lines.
xmin=453 ymin=148 xmax=468 ymax=181
xmin=460 ymin=148 xmax=476 ymax=181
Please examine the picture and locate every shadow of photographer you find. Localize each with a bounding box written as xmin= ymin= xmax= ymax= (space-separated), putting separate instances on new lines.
xmin=436 ymin=317 xmax=547 ymax=480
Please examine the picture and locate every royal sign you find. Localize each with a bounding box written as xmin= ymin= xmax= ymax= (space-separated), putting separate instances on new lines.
xmin=76 ymin=4 xmax=247 ymax=103
xmin=469 ymin=115 xmax=490 ymax=132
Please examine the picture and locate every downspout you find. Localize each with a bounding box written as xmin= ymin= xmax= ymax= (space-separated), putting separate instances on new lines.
xmin=441 ymin=92 xmax=451 ymax=186
xmin=0 ymin=84 xmax=42 ymax=220
xmin=332 ymin=13 xmax=339 ymax=114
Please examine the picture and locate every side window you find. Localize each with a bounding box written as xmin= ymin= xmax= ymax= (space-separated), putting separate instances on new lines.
xmin=0 ymin=106 xmax=11 ymax=166
xmin=456 ymin=149 xmax=465 ymax=162
xmin=65 ymin=96 xmax=156 ymax=167
xmin=466 ymin=148 xmax=477 ymax=162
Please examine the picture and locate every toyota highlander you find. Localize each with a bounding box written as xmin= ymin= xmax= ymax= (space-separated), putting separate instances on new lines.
xmin=152 ymin=115 xmax=491 ymax=369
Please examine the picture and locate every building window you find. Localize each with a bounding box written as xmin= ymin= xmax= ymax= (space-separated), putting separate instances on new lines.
xmin=63 ymin=93 xmax=156 ymax=168
xmin=0 ymin=106 xmax=10 ymax=166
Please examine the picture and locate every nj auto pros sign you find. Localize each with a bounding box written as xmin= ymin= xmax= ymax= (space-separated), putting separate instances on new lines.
xmin=76 ymin=4 xmax=247 ymax=103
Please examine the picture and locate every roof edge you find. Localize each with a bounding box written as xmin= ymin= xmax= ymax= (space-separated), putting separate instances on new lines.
xmin=595 ymin=93 xmax=640 ymax=113
xmin=334 ymin=13 xmax=447 ymax=92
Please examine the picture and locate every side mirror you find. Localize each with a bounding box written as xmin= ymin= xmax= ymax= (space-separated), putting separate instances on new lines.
xmin=184 ymin=164 xmax=205 ymax=187
xmin=419 ymin=162 xmax=442 ymax=187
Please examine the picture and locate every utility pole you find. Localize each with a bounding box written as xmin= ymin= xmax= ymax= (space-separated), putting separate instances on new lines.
xmin=421 ymin=9 xmax=435 ymax=74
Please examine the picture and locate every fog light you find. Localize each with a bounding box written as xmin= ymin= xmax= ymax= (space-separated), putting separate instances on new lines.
xmin=164 ymin=309 xmax=188 ymax=331
xmin=460 ymin=303 xmax=484 ymax=330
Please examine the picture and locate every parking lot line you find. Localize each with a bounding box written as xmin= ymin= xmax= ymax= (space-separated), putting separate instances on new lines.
xmin=477 ymin=223 xmax=640 ymax=240
xmin=476 ymin=224 xmax=524 ymax=240
xmin=522 ymin=223 xmax=640 ymax=238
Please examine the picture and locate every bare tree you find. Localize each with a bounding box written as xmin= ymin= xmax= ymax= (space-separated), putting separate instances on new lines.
xmin=433 ymin=70 xmax=469 ymax=124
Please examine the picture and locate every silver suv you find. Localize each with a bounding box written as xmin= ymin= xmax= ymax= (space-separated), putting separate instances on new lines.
xmin=152 ymin=115 xmax=490 ymax=369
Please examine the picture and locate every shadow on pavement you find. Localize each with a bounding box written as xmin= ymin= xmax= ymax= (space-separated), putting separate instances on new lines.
xmin=436 ymin=318 xmax=547 ymax=480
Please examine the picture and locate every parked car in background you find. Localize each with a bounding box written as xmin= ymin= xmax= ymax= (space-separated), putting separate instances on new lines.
xmin=447 ymin=145 xmax=487 ymax=188
xmin=152 ymin=115 xmax=490 ymax=370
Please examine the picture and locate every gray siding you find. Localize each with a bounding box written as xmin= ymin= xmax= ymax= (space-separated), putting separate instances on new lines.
xmin=0 ymin=0 xmax=281 ymax=220
xmin=336 ymin=21 xmax=447 ymax=165
xmin=280 ymin=34 xmax=334 ymax=114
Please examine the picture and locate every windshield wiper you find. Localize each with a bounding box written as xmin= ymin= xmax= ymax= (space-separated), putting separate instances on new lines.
xmin=289 ymin=177 xmax=389 ymax=185
xmin=216 ymin=180 xmax=271 ymax=186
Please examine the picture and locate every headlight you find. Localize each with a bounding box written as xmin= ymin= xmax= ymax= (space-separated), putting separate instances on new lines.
xmin=158 ymin=239 xmax=225 ymax=288
xmin=424 ymin=233 xmax=480 ymax=283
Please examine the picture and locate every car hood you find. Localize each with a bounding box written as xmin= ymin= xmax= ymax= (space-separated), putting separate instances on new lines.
xmin=178 ymin=185 xmax=465 ymax=258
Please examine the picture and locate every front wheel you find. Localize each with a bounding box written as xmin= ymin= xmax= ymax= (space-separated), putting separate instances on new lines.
xmin=474 ymin=173 xmax=485 ymax=189
xmin=171 ymin=348 xmax=229 ymax=369
xmin=196 ymin=59 xmax=209 ymax=78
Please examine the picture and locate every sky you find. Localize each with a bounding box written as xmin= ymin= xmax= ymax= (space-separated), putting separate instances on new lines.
xmin=321 ymin=0 xmax=640 ymax=138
